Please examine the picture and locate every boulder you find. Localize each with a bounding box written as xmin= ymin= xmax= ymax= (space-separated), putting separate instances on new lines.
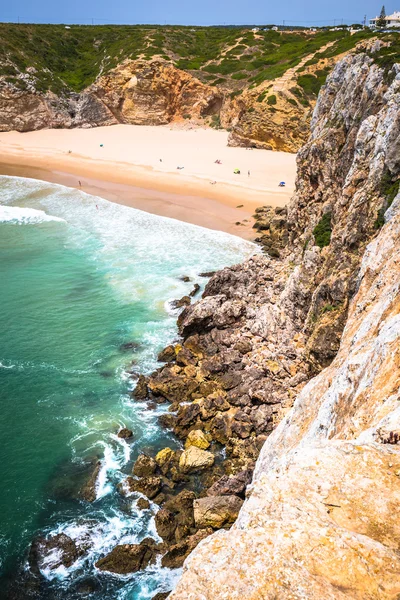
xmin=133 ymin=454 xmax=157 ymax=478
xmin=189 ymin=283 xmax=200 ymax=297
xmin=137 ymin=497 xmax=150 ymax=510
xmin=155 ymin=508 xmax=176 ymax=542
xmin=157 ymin=345 xmax=176 ymax=362
xmin=148 ymin=368 xmax=199 ymax=403
xmin=133 ymin=374 xmax=148 ymax=399
xmin=171 ymin=296 xmax=191 ymax=309
xmin=164 ymin=490 xmax=196 ymax=531
xmin=207 ymin=469 xmax=253 ymax=498
xmin=124 ymin=476 xmax=162 ymax=499
xmin=194 ymin=496 xmax=243 ymax=529
xmin=155 ymin=447 xmax=176 ymax=475
xmin=95 ymin=538 xmax=159 ymax=574
xmin=185 ymin=429 xmax=210 ymax=450
xmin=161 ymin=529 xmax=213 ymax=569
xmin=117 ymin=427 xmax=133 ymax=439
xmin=179 ymin=446 xmax=214 ymax=474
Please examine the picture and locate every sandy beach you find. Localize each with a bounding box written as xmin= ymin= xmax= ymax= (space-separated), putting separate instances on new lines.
xmin=0 ymin=125 xmax=297 ymax=238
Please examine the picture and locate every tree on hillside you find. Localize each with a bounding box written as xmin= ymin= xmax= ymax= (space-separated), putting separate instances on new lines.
xmin=377 ymin=5 xmax=387 ymax=28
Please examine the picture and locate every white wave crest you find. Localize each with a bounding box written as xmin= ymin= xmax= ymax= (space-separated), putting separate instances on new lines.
xmin=0 ymin=205 xmax=66 ymax=224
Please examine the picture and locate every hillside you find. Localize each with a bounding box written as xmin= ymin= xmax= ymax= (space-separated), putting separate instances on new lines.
xmin=0 ymin=23 xmax=386 ymax=150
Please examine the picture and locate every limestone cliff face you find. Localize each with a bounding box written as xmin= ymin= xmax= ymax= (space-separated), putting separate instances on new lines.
xmin=168 ymin=50 xmax=400 ymax=598
xmin=0 ymin=60 xmax=222 ymax=131
xmin=80 ymin=59 xmax=223 ymax=126
xmin=171 ymin=192 xmax=400 ymax=600
xmin=0 ymin=84 xmax=73 ymax=132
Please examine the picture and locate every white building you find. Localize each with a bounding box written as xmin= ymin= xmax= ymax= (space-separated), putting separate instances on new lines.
xmin=370 ymin=10 xmax=400 ymax=28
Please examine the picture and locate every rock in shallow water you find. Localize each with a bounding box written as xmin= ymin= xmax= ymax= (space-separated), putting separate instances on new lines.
xmin=117 ymin=427 xmax=133 ymax=439
xmin=29 ymin=533 xmax=85 ymax=573
xmin=95 ymin=538 xmax=159 ymax=574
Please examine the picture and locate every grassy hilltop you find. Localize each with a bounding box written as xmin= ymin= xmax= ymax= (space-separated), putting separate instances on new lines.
xmin=0 ymin=23 xmax=376 ymax=97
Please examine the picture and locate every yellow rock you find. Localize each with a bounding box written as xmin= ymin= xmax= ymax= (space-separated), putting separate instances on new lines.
xmin=179 ymin=446 xmax=214 ymax=473
xmin=155 ymin=447 xmax=174 ymax=468
xmin=185 ymin=429 xmax=210 ymax=450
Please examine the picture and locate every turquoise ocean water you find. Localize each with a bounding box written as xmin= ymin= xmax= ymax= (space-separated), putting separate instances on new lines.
xmin=0 ymin=176 xmax=255 ymax=599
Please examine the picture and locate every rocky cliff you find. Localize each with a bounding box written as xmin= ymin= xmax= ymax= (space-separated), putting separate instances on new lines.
xmin=171 ymin=191 xmax=400 ymax=598
xmin=0 ymin=59 xmax=222 ymax=132
xmin=159 ymin=46 xmax=400 ymax=597
xmin=1 ymin=33 xmax=385 ymax=152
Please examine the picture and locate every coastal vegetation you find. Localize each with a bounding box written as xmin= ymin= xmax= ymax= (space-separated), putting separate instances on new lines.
xmin=0 ymin=23 xmax=376 ymax=95
xmin=312 ymin=212 xmax=332 ymax=247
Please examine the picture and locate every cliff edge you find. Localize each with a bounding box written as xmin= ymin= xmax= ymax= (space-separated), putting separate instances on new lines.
xmin=168 ymin=44 xmax=400 ymax=600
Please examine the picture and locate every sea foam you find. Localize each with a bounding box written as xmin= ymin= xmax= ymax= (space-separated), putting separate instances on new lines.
xmin=0 ymin=204 xmax=66 ymax=224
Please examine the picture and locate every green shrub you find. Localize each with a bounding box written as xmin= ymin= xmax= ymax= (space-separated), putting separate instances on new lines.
xmin=321 ymin=303 xmax=337 ymax=314
xmin=380 ymin=170 xmax=400 ymax=206
xmin=231 ymin=72 xmax=248 ymax=80
xmin=210 ymin=114 xmax=222 ymax=129
xmin=267 ymin=94 xmax=277 ymax=105
xmin=313 ymin=212 xmax=332 ymax=248
xmin=374 ymin=208 xmax=386 ymax=230
xmin=257 ymin=91 xmax=267 ymax=102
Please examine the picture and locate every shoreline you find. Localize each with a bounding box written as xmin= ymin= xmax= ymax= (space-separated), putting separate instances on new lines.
xmin=0 ymin=125 xmax=296 ymax=239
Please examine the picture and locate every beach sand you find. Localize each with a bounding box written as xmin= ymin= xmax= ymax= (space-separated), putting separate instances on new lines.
xmin=0 ymin=125 xmax=297 ymax=239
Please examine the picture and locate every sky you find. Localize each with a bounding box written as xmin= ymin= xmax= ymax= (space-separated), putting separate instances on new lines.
xmin=0 ymin=0 xmax=397 ymax=26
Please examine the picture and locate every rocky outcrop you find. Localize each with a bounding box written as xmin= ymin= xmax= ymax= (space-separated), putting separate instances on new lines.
xmin=0 ymin=84 xmax=73 ymax=132
xmin=0 ymin=59 xmax=222 ymax=132
xmin=81 ymin=59 xmax=222 ymax=126
xmin=170 ymin=188 xmax=400 ymax=599
xmin=221 ymin=42 xmax=346 ymax=152
xmin=95 ymin=538 xmax=159 ymax=574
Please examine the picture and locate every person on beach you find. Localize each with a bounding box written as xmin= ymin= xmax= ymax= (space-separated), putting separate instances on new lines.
xmin=78 ymin=180 xmax=81 ymax=187
xmin=248 ymin=170 xmax=250 ymax=177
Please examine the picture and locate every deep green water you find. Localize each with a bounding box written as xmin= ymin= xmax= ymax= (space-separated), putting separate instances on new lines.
xmin=0 ymin=176 xmax=255 ymax=599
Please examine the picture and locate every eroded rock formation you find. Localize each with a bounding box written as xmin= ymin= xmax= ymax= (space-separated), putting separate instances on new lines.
xmin=0 ymin=59 xmax=222 ymax=132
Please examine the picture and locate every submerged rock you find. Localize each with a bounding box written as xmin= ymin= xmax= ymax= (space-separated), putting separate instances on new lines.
xmin=79 ymin=461 xmax=101 ymax=503
xmin=29 ymin=533 xmax=85 ymax=573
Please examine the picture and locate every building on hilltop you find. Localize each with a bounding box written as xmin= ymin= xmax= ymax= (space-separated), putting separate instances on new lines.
xmin=369 ymin=10 xmax=400 ymax=27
